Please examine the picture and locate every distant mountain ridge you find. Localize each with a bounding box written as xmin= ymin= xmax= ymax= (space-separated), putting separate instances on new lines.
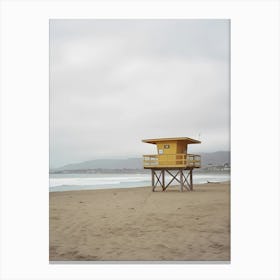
xmin=55 ymin=158 xmax=142 ymax=171
xmin=52 ymin=151 xmax=230 ymax=171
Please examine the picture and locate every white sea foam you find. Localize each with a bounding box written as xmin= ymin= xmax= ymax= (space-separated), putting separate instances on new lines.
xmin=49 ymin=172 xmax=230 ymax=192
xmin=49 ymin=175 xmax=150 ymax=187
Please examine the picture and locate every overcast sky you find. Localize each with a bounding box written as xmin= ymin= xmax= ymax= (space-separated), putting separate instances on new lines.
xmin=50 ymin=19 xmax=230 ymax=168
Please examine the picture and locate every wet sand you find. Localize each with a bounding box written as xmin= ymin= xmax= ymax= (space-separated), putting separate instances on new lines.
xmin=49 ymin=182 xmax=230 ymax=261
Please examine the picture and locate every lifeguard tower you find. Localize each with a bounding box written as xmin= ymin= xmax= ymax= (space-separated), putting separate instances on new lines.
xmin=142 ymin=137 xmax=201 ymax=192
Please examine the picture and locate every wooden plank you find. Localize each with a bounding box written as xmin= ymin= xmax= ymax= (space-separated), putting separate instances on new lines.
xmin=142 ymin=137 xmax=201 ymax=144
xmin=180 ymin=170 xmax=183 ymax=192
xmin=182 ymin=170 xmax=191 ymax=191
xmin=149 ymin=168 xmax=196 ymax=193
xmin=182 ymin=172 xmax=187 ymax=185
xmin=147 ymin=164 xmax=199 ymax=192
xmin=162 ymin=170 xmax=165 ymax=191
xmin=144 ymin=166 xmax=200 ymax=170
xmin=165 ymin=170 xmax=180 ymax=188
xmin=151 ymin=169 xmax=154 ymax=189
xmin=154 ymin=170 xmax=162 ymax=187
xmin=145 ymin=164 xmax=187 ymax=168
xmin=152 ymin=170 xmax=158 ymax=192
xmin=190 ymin=169 xmax=193 ymax=191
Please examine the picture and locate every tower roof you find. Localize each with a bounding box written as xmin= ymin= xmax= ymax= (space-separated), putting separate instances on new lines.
xmin=142 ymin=137 xmax=201 ymax=145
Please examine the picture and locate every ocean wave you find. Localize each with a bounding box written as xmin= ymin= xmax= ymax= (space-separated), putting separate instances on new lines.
xmin=49 ymin=176 xmax=150 ymax=188
xmin=49 ymin=173 xmax=230 ymax=191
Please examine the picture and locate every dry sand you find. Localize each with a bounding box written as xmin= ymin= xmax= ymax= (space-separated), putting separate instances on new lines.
xmin=49 ymin=182 xmax=230 ymax=261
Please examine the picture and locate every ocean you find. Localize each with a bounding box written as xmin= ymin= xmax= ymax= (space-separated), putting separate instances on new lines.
xmin=49 ymin=172 xmax=230 ymax=192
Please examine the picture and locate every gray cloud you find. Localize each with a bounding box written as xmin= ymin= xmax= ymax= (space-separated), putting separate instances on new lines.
xmin=50 ymin=19 xmax=230 ymax=168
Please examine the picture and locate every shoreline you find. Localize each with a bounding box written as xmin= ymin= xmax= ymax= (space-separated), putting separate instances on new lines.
xmin=49 ymin=179 xmax=231 ymax=193
xmin=50 ymin=181 xmax=230 ymax=261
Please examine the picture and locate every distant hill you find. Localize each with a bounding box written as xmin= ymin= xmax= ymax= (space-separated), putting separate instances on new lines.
xmin=54 ymin=158 xmax=143 ymax=171
xmin=52 ymin=151 xmax=230 ymax=172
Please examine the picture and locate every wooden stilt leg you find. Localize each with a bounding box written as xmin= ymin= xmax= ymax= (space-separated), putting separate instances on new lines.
xmin=162 ymin=170 xmax=165 ymax=191
xmin=180 ymin=170 xmax=183 ymax=192
xmin=150 ymin=168 xmax=194 ymax=193
xmin=190 ymin=169 xmax=193 ymax=191
xmin=152 ymin=169 xmax=155 ymax=192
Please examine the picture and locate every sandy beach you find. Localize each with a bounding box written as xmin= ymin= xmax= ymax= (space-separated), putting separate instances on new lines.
xmin=49 ymin=182 xmax=230 ymax=261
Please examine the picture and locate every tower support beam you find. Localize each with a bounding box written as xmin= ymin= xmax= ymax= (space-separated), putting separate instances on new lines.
xmin=151 ymin=168 xmax=194 ymax=192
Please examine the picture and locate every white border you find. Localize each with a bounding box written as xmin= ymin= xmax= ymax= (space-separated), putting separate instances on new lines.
xmin=1 ymin=1 xmax=279 ymax=279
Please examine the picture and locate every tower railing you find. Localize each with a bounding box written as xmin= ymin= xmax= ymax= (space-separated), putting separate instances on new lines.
xmin=143 ymin=153 xmax=201 ymax=168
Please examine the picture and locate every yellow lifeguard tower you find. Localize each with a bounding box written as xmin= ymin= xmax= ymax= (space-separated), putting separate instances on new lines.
xmin=142 ymin=137 xmax=201 ymax=192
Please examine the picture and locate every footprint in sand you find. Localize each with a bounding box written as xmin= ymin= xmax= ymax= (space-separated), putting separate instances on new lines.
xmin=155 ymin=244 xmax=168 ymax=249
